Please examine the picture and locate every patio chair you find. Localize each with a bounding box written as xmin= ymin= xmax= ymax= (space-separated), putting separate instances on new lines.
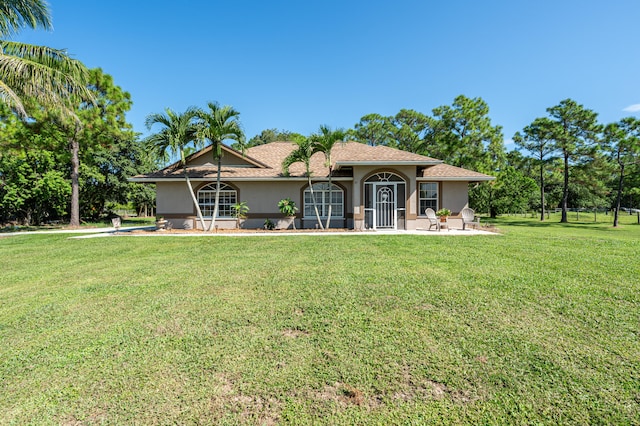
xmin=425 ymin=208 xmax=441 ymax=231
xmin=461 ymin=207 xmax=481 ymax=230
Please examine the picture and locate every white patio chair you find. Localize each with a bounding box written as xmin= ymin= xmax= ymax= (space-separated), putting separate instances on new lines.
xmin=461 ymin=207 xmax=481 ymax=230
xmin=425 ymin=208 xmax=441 ymax=231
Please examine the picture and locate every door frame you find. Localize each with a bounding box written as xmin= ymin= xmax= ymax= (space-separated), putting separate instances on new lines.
xmin=363 ymin=172 xmax=406 ymax=230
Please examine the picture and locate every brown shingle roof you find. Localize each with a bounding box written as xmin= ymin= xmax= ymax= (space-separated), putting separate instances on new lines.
xmin=420 ymin=164 xmax=494 ymax=181
xmin=130 ymin=141 xmax=493 ymax=181
xmin=245 ymin=141 xmax=441 ymax=177
xmin=333 ymin=142 xmax=441 ymax=164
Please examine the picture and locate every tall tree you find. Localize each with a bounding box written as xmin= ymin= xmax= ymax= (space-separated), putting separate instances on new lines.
xmin=195 ymin=102 xmax=244 ymax=232
xmin=310 ymin=125 xmax=345 ymax=229
xmin=282 ymin=138 xmax=324 ymax=229
xmin=351 ymin=113 xmax=394 ymax=147
xmin=603 ymin=117 xmax=640 ymax=227
xmin=428 ymin=95 xmax=504 ymax=172
xmin=74 ymin=68 xmax=138 ymax=220
xmin=513 ymin=117 xmax=557 ymax=220
xmin=570 ymin=153 xmax=612 ymax=221
xmin=145 ymin=107 xmax=206 ymax=230
xmin=547 ymin=99 xmax=600 ymax=223
xmin=390 ymin=109 xmax=433 ymax=153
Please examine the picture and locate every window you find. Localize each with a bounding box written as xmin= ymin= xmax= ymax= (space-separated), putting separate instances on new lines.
xmin=304 ymin=183 xmax=343 ymax=218
xmin=419 ymin=182 xmax=438 ymax=215
xmin=198 ymin=183 xmax=236 ymax=217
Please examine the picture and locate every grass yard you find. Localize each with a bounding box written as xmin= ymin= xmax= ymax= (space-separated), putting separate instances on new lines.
xmin=0 ymin=215 xmax=638 ymax=424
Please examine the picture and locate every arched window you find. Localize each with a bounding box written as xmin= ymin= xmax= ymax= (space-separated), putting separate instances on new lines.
xmin=197 ymin=183 xmax=237 ymax=217
xmin=304 ymin=183 xmax=343 ymax=218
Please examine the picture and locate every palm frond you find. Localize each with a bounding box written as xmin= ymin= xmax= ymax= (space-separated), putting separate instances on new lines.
xmin=145 ymin=107 xmax=201 ymax=166
xmin=282 ymin=138 xmax=313 ymax=176
xmin=196 ymin=102 xmax=243 ymax=158
xmin=0 ymin=41 xmax=93 ymax=117
xmin=0 ymin=77 xmax=25 ymax=116
xmin=0 ymin=0 xmax=51 ymax=37
xmin=310 ymin=125 xmax=346 ymax=167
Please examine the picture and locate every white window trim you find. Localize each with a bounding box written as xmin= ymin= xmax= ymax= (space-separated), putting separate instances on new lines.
xmin=303 ymin=183 xmax=344 ymax=219
xmin=197 ymin=183 xmax=237 ymax=218
xmin=418 ymin=182 xmax=438 ymax=216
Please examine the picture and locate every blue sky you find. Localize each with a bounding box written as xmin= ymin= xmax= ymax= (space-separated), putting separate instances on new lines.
xmin=17 ymin=0 xmax=640 ymax=146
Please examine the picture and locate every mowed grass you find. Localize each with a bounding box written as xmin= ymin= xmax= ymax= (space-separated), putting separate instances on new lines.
xmin=0 ymin=215 xmax=638 ymax=424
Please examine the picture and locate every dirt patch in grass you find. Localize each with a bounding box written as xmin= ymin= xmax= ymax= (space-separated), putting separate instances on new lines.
xmin=208 ymin=373 xmax=282 ymax=424
xmin=230 ymin=395 xmax=281 ymax=425
xmin=393 ymin=367 xmax=481 ymax=404
xmin=282 ymin=328 xmax=309 ymax=338
xmin=313 ymin=382 xmax=381 ymax=408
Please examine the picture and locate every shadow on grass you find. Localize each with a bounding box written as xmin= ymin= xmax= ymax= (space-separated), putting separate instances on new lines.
xmin=489 ymin=215 xmax=638 ymax=231
xmin=0 ymin=217 xmax=155 ymax=233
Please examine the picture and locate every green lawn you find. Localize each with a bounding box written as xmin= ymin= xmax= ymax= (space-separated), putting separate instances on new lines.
xmin=1 ymin=215 xmax=638 ymax=424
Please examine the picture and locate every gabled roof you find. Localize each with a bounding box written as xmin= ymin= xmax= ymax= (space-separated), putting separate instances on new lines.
xmin=184 ymin=143 xmax=270 ymax=169
xmin=130 ymin=141 xmax=494 ymax=182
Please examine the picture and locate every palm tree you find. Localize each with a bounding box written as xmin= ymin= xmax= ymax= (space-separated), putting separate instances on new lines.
xmin=310 ymin=125 xmax=346 ymax=229
xmin=145 ymin=107 xmax=206 ymax=230
xmin=195 ymin=102 xmax=244 ymax=232
xmin=0 ymin=0 xmax=92 ymax=118
xmin=282 ymin=138 xmax=324 ymax=229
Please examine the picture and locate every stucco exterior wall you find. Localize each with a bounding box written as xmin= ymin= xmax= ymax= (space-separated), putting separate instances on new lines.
xmin=156 ymin=175 xmax=471 ymax=231
xmin=237 ymin=180 xmax=353 ymax=230
xmin=157 ymin=182 xmax=195 ymax=215
xmin=441 ymin=181 xmax=469 ymax=214
xmin=234 ymin=181 xmax=303 ymax=215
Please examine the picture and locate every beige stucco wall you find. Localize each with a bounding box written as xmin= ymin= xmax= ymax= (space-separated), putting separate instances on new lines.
xmin=157 ymin=182 xmax=195 ymax=215
xmin=237 ymin=180 xmax=353 ymax=229
xmin=441 ymin=181 xmax=469 ymax=214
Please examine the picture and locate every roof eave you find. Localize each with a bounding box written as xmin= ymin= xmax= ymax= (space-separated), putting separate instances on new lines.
xmin=129 ymin=177 xmax=354 ymax=183
xmin=336 ymin=160 xmax=442 ymax=167
xmin=417 ymin=176 xmax=496 ymax=182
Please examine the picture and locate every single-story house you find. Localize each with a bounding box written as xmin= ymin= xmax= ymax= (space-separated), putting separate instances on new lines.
xmin=130 ymin=141 xmax=494 ymax=230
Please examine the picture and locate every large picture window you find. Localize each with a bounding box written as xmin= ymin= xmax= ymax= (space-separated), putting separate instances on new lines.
xmin=304 ymin=183 xmax=343 ymax=218
xmin=419 ymin=182 xmax=438 ymax=215
xmin=198 ymin=183 xmax=236 ymax=217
